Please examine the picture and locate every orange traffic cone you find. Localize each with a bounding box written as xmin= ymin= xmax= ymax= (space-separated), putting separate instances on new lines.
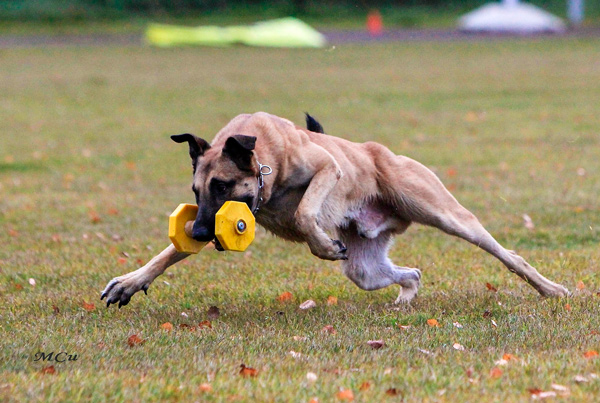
xmin=367 ymin=9 xmax=383 ymax=36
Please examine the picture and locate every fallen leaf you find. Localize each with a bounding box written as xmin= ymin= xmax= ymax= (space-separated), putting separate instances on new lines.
xmin=28 ymin=278 xmax=36 ymax=287
xmin=308 ymin=399 xmax=319 ymax=403
xmin=528 ymin=388 xmax=543 ymax=395
xmin=573 ymin=375 xmax=588 ymax=383
xmin=577 ymin=281 xmax=585 ymax=290
xmin=322 ymin=325 xmax=336 ymax=334
xmin=359 ymin=382 xmax=371 ymax=391
xmin=82 ymin=302 xmax=95 ymax=312
xmin=160 ymin=322 xmax=173 ymax=332
xmin=453 ymin=322 xmax=463 ymax=329
xmin=522 ymin=214 xmax=535 ymax=230
xmin=207 ymin=306 xmax=220 ymax=319
xmin=288 ymin=350 xmax=302 ymax=359
xmin=367 ymin=340 xmax=385 ymax=349
xmin=239 ymin=364 xmax=258 ymax=377
xmin=199 ymin=383 xmax=212 ymax=392
xmin=583 ymin=350 xmax=598 ymax=359
xmin=486 ymin=282 xmax=497 ymax=292
xmin=427 ymin=318 xmax=440 ymax=327
xmin=14 ymin=283 xmax=23 ymax=290
xmin=306 ymin=372 xmax=318 ymax=382
xmin=397 ymin=324 xmax=411 ymax=330
xmin=565 ymin=303 xmax=572 ymax=312
xmin=502 ymin=353 xmax=518 ymax=361
xmin=336 ymin=388 xmax=354 ymax=401
xmin=483 ymin=310 xmax=492 ymax=318
xmin=489 ymin=367 xmax=502 ymax=379
xmin=452 ymin=343 xmax=465 ymax=351
xmin=386 ymin=388 xmax=401 ymax=396
xmin=530 ymin=390 xmax=557 ymax=400
xmin=198 ymin=320 xmax=212 ymax=329
xmin=117 ymin=257 xmax=127 ymax=265
xmin=52 ymin=305 xmax=60 ymax=314
xmin=299 ymin=300 xmax=317 ymax=310
xmin=277 ymin=291 xmax=293 ymax=302
xmin=8 ymin=229 xmax=19 ymax=237
xmin=550 ymin=383 xmax=569 ymax=394
xmin=89 ymin=211 xmax=101 ymax=224
xmin=327 ymin=296 xmax=338 ymax=305
xmin=40 ymin=365 xmax=56 ymax=375
xmin=293 ymin=335 xmax=308 ymax=341
xmin=127 ymin=334 xmax=144 ymax=347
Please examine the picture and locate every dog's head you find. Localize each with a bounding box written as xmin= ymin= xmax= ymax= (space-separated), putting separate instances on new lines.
xmin=171 ymin=133 xmax=259 ymax=243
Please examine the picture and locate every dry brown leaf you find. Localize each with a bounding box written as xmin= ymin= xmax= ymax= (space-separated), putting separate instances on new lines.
xmin=89 ymin=211 xmax=101 ymax=224
xmin=483 ymin=310 xmax=492 ymax=318
xmin=277 ymin=291 xmax=293 ymax=302
xmin=117 ymin=257 xmax=127 ymax=265
xmin=207 ymin=306 xmax=220 ymax=319
xmin=489 ymin=367 xmax=503 ymax=379
xmin=583 ymin=350 xmax=599 ymax=359
xmin=40 ymin=365 xmax=56 ymax=375
xmin=239 ymin=364 xmax=258 ymax=377
xmin=308 ymin=399 xmax=319 ymax=403
xmin=327 ymin=296 xmax=338 ymax=305
xmin=160 ymin=322 xmax=173 ymax=332
xmin=322 ymin=325 xmax=336 ymax=334
xmin=199 ymin=383 xmax=212 ymax=392
xmin=127 ymin=334 xmax=144 ymax=347
xmin=502 ymin=353 xmax=518 ymax=361
xmin=577 ymin=281 xmax=585 ymax=290
xmin=486 ymin=282 xmax=498 ymax=292
xmin=14 ymin=283 xmax=23 ymax=290
xmin=82 ymin=302 xmax=95 ymax=312
xmin=565 ymin=303 xmax=572 ymax=312
xmin=359 ymin=382 xmax=371 ymax=391
xmin=52 ymin=305 xmax=60 ymax=314
xmin=385 ymin=388 xmax=401 ymax=396
xmin=367 ymin=340 xmax=385 ymax=349
xmin=336 ymin=388 xmax=354 ymax=401
xmin=8 ymin=229 xmax=19 ymax=237
xmin=198 ymin=320 xmax=212 ymax=329
xmin=426 ymin=318 xmax=440 ymax=327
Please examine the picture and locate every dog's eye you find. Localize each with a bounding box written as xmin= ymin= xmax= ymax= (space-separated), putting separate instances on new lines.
xmin=211 ymin=179 xmax=233 ymax=194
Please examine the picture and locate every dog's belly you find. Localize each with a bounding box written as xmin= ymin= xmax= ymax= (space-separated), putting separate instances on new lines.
xmin=346 ymin=201 xmax=410 ymax=239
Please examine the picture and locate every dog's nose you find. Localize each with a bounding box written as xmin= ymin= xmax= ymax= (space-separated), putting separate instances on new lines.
xmin=192 ymin=225 xmax=213 ymax=242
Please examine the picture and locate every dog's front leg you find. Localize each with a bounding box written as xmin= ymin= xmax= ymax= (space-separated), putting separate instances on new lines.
xmin=294 ymin=149 xmax=346 ymax=261
xmin=101 ymin=244 xmax=189 ymax=308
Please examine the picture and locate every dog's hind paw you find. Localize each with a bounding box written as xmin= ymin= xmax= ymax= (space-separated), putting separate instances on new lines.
xmin=101 ymin=273 xmax=150 ymax=308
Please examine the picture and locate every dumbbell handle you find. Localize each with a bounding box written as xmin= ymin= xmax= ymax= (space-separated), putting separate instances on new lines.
xmin=184 ymin=221 xmax=194 ymax=238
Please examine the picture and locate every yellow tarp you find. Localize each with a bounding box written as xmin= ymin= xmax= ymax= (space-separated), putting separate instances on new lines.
xmin=146 ymin=17 xmax=326 ymax=48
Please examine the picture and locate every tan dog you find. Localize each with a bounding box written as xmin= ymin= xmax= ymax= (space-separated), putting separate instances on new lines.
xmin=102 ymin=112 xmax=569 ymax=307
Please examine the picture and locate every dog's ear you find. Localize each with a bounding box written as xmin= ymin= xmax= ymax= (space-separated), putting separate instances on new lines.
xmin=222 ymin=134 xmax=256 ymax=171
xmin=171 ymin=133 xmax=211 ymax=172
xmin=305 ymin=113 xmax=325 ymax=134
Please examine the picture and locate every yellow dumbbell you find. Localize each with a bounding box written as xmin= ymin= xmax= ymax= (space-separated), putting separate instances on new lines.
xmin=168 ymin=201 xmax=255 ymax=254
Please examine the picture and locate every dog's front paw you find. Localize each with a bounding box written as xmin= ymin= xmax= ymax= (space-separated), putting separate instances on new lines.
xmin=100 ymin=273 xmax=150 ymax=308
xmin=309 ymin=239 xmax=348 ymax=261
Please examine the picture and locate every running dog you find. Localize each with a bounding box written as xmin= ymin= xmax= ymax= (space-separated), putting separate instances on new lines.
xmin=101 ymin=112 xmax=569 ymax=307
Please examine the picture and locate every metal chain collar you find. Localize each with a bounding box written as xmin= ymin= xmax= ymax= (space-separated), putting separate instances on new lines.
xmin=253 ymin=160 xmax=272 ymax=214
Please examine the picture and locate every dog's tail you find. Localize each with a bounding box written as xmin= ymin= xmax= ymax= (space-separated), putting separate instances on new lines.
xmin=305 ymin=113 xmax=325 ymax=134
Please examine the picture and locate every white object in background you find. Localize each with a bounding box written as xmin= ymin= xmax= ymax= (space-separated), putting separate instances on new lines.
xmin=459 ymin=0 xmax=565 ymax=33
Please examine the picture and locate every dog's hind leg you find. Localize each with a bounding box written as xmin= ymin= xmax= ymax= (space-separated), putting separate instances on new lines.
xmin=339 ymin=229 xmax=421 ymax=303
xmin=101 ymin=244 xmax=189 ymax=308
xmin=380 ymin=154 xmax=569 ymax=297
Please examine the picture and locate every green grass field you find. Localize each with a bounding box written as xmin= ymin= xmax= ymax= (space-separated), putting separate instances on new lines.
xmin=1 ymin=38 xmax=600 ymax=401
